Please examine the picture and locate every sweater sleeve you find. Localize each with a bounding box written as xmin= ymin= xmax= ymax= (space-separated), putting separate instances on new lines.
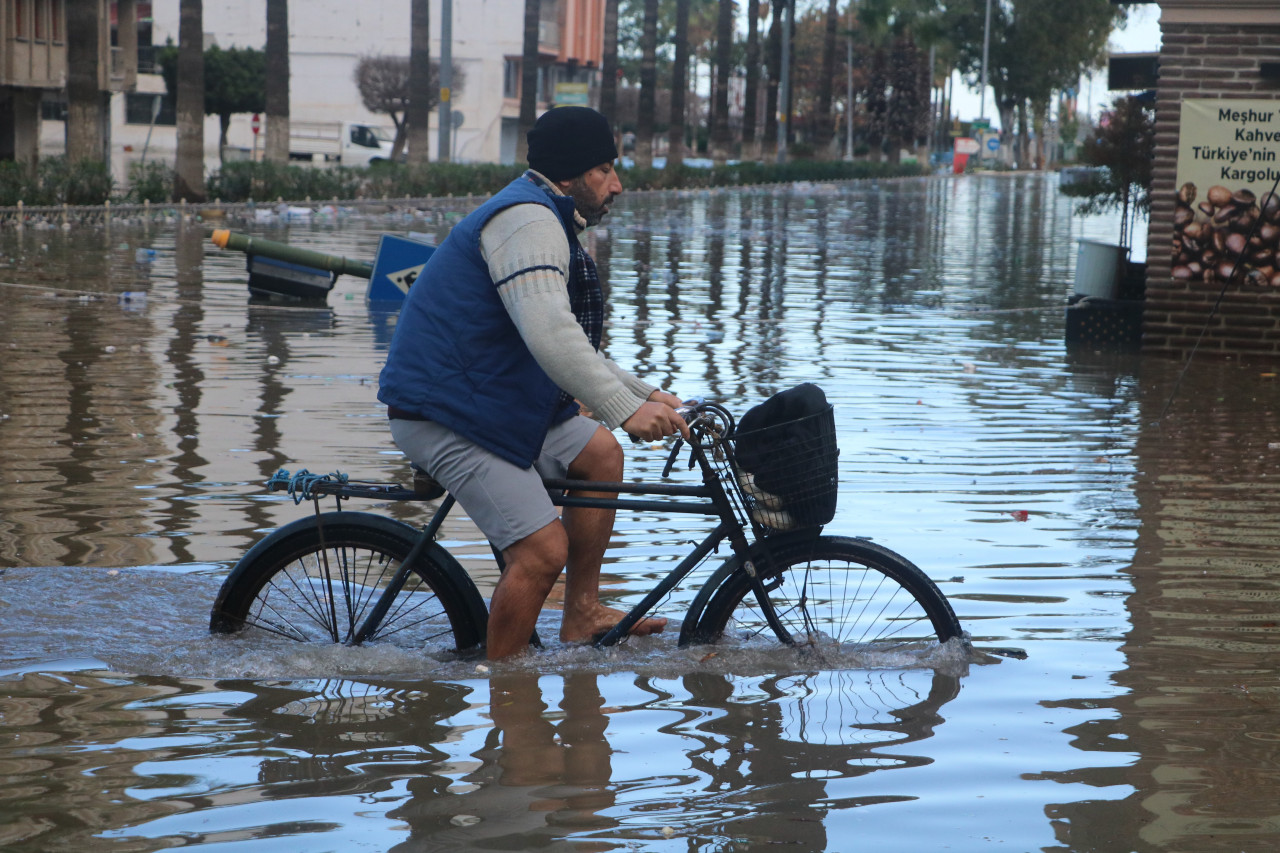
xmin=480 ymin=203 xmax=655 ymax=429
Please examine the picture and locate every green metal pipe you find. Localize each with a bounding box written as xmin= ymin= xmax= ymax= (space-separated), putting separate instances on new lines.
xmin=210 ymin=229 xmax=374 ymax=279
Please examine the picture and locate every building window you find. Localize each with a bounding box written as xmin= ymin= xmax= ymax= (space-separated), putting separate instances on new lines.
xmin=15 ymin=0 xmax=29 ymax=39
xmin=504 ymin=59 xmax=519 ymax=99
xmin=125 ymin=92 xmax=176 ymax=126
xmin=50 ymin=0 xmax=62 ymax=42
xmin=41 ymin=96 xmax=67 ymax=121
xmin=33 ymin=0 xmax=46 ymax=42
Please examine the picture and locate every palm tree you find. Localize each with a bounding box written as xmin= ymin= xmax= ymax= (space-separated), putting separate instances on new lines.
xmin=668 ymin=0 xmax=691 ymax=168
xmin=65 ymin=0 xmax=105 ymax=163
xmin=517 ymin=0 xmax=541 ymax=163
xmin=763 ymin=1 xmax=783 ymax=160
xmin=814 ymin=0 xmax=840 ymax=158
xmin=174 ymin=0 xmax=206 ymax=201
xmin=407 ymin=0 xmax=432 ymax=165
xmin=600 ymin=0 xmax=620 ymax=133
xmin=264 ymin=0 xmax=289 ymax=163
xmin=709 ymin=0 xmax=733 ymax=164
xmin=742 ymin=0 xmax=761 ymax=161
xmin=635 ymin=0 xmax=659 ymax=169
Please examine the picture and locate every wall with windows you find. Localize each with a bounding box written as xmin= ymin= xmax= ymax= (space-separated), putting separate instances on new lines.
xmin=35 ymin=0 xmax=604 ymax=184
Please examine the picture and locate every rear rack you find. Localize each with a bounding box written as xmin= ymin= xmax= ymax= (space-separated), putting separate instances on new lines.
xmin=267 ymin=468 xmax=431 ymax=504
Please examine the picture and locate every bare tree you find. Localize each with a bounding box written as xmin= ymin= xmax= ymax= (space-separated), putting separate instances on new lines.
xmin=66 ymin=0 xmax=106 ymax=163
xmin=517 ymin=0 xmax=541 ymax=163
xmin=407 ymin=0 xmax=432 ymax=165
xmin=355 ymin=55 xmax=462 ymax=161
xmin=667 ymin=0 xmax=691 ymax=168
xmin=174 ymin=0 xmax=206 ymax=201
xmin=264 ymin=0 xmax=289 ymax=163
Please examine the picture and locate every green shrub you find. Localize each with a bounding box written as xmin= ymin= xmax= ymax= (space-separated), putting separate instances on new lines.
xmin=0 ymin=161 xmax=39 ymax=206
xmin=38 ymin=157 xmax=114 ymax=205
xmin=125 ymin=161 xmax=173 ymax=203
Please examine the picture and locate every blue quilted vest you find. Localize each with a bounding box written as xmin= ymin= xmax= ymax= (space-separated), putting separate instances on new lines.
xmin=377 ymin=176 xmax=597 ymax=467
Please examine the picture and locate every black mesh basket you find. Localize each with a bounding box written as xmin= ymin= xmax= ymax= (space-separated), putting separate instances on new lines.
xmin=723 ymin=405 xmax=839 ymax=534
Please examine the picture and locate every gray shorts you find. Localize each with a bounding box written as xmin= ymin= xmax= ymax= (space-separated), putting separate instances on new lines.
xmin=389 ymin=415 xmax=601 ymax=551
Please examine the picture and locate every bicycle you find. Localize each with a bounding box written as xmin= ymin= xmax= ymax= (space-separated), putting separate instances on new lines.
xmin=209 ymin=400 xmax=963 ymax=657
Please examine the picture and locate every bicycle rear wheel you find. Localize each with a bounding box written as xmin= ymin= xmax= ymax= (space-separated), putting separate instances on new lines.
xmin=681 ymin=534 xmax=962 ymax=653
xmin=210 ymin=511 xmax=488 ymax=653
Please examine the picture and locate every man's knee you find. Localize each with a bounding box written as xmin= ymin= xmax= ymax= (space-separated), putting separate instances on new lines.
xmin=571 ymin=427 xmax=624 ymax=481
xmin=505 ymin=521 xmax=569 ymax=585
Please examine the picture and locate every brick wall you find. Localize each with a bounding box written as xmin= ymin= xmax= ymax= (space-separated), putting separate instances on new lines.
xmin=1144 ymin=23 xmax=1280 ymax=359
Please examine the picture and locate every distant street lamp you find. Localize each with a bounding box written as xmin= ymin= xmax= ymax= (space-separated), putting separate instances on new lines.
xmin=438 ymin=0 xmax=453 ymax=162
xmin=777 ymin=0 xmax=793 ymax=163
xmin=980 ymin=0 xmax=992 ymax=121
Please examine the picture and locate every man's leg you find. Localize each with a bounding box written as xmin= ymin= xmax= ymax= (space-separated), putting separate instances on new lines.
xmin=489 ymin=520 xmax=568 ymax=659
xmin=391 ymin=418 xmax=568 ymax=661
xmin=558 ymin=426 xmax=668 ymax=642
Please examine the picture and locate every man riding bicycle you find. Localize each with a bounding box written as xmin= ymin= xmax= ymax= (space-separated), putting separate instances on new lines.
xmin=378 ymin=107 xmax=688 ymax=660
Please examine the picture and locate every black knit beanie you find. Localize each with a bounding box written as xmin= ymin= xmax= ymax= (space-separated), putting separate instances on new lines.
xmin=527 ymin=106 xmax=618 ymax=182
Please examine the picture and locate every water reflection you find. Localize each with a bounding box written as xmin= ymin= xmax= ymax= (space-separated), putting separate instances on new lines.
xmin=0 ymin=664 xmax=960 ymax=852
xmin=9 ymin=175 xmax=1280 ymax=851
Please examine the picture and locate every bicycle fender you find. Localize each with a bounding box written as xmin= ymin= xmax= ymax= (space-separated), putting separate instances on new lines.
xmin=210 ymin=511 xmax=423 ymax=621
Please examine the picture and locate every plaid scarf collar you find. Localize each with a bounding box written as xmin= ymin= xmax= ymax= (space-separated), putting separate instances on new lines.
xmin=523 ymin=170 xmax=588 ymax=234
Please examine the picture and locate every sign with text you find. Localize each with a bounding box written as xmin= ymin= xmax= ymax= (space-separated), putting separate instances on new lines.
xmin=1173 ymin=99 xmax=1280 ymax=288
xmin=1177 ymin=99 xmax=1280 ymax=195
xmin=554 ymin=82 xmax=589 ymax=106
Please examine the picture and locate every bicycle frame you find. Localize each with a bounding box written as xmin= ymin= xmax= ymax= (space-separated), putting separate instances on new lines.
xmin=326 ymin=407 xmax=789 ymax=648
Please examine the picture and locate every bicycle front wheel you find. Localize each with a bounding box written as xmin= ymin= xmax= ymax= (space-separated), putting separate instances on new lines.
xmin=210 ymin=511 xmax=488 ymax=653
xmin=682 ymin=534 xmax=962 ymax=652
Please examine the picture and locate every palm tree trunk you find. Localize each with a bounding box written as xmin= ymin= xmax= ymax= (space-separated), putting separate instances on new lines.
xmin=517 ymin=0 xmax=541 ymax=163
xmin=635 ymin=0 xmax=658 ymax=169
xmin=264 ymin=0 xmax=290 ymax=163
xmin=667 ymin=0 xmax=690 ymax=168
xmin=407 ymin=0 xmax=432 ymax=166
xmin=600 ymin=0 xmax=619 ymax=132
xmin=710 ymin=0 xmax=733 ymax=164
xmin=764 ymin=1 xmax=782 ymax=160
xmin=65 ymin=0 xmax=105 ymax=164
xmin=814 ymin=0 xmax=839 ymax=158
xmin=742 ymin=1 xmax=761 ymax=161
xmin=174 ymin=0 xmax=206 ymax=202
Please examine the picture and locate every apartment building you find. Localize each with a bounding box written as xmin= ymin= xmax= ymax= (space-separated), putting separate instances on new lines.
xmin=2 ymin=0 xmax=141 ymax=166
xmin=29 ymin=0 xmax=605 ymax=184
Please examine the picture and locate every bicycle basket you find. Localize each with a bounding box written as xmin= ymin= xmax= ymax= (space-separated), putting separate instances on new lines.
xmin=729 ymin=404 xmax=838 ymax=533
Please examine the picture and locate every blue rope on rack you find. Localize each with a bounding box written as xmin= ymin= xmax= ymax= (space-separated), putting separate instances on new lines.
xmin=268 ymin=468 xmax=349 ymax=504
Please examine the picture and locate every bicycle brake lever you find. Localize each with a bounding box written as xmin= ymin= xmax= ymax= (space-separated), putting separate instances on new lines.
xmin=662 ymin=437 xmax=685 ymax=478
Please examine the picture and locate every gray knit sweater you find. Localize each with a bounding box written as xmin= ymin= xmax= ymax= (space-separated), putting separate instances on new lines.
xmin=479 ymin=179 xmax=655 ymax=430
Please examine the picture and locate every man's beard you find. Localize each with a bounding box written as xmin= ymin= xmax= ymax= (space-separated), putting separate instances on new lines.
xmin=565 ymin=177 xmax=613 ymax=226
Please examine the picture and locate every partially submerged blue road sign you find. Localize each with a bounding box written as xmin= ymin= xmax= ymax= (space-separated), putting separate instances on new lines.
xmin=368 ymin=234 xmax=436 ymax=303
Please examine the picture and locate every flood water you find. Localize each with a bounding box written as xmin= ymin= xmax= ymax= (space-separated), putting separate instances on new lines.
xmin=2 ymin=173 xmax=1279 ymax=852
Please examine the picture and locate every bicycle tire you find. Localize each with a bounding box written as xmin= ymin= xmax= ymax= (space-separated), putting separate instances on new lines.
xmin=210 ymin=511 xmax=488 ymax=653
xmin=680 ymin=533 xmax=962 ymax=652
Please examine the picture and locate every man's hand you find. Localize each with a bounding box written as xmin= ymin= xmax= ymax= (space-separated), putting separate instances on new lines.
xmin=647 ymin=389 xmax=684 ymax=409
xmin=623 ymin=400 xmax=690 ymax=441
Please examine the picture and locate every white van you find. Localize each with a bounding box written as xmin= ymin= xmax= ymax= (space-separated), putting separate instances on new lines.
xmin=289 ymin=121 xmax=398 ymax=167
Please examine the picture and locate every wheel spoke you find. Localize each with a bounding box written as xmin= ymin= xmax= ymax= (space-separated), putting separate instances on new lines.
xmin=694 ymin=537 xmax=961 ymax=652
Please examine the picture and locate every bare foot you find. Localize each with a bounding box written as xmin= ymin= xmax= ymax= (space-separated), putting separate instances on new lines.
xmin=561 ymin=603 xmax=667 ymax=644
